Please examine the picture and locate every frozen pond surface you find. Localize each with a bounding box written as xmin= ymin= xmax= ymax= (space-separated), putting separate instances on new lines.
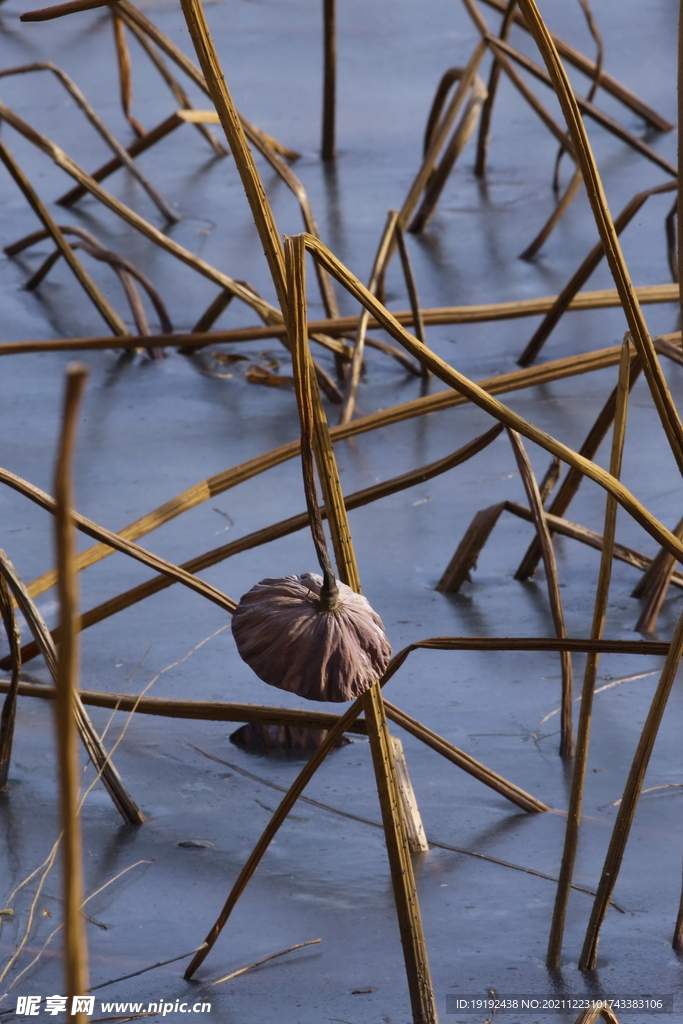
xmin=1 ymin=0 xmax=683 ymax=1021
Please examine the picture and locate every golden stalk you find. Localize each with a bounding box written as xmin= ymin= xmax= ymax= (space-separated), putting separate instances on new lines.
xmin=53 ymin=364 xmax=90 ymax=1023
xmin=547 ymin=339 xmax=631 ymax=967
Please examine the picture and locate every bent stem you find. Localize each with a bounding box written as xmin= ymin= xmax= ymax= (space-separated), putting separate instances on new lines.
xmin=288 ymin=238 xmax=339 ymax=610
xmin=506 ymin=429 xmax=573 ymax=757
xmin=475 ymin=0 xmax=517 ymax=177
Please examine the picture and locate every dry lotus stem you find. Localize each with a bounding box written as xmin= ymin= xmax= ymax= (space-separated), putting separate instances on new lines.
xmin=231 ymin=573 xmax=392 ymax=702
xmin=232 ymin=232 xmax=391 ymax=704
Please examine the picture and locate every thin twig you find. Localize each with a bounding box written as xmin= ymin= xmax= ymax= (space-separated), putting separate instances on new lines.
xmin=0 ymin=838 xmax=61 ymax=990
xmin=211 ymin=939 xmax=321 ymax=985
xmin=75 ymin=627 xmax=229 ymax=821
xmin=92 ymin=945 xmax=207 ymax=992
xmin=537 ymin=670 xmax=659 ymax=728
xmin=8 ymin=861 xmax=151 ymax=992
xmin=609 ymin=784 xmax=683 ymax=809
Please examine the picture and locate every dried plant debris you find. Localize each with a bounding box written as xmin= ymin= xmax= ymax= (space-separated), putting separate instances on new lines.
xmin=188 ymin=349 xmax=293 ymax=385
xmin=243 ymin=364 xmax=294 ymax=388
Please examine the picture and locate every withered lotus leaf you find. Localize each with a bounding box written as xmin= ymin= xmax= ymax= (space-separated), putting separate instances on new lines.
xmin=231 ymin=573 xmax=392 ymax=702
